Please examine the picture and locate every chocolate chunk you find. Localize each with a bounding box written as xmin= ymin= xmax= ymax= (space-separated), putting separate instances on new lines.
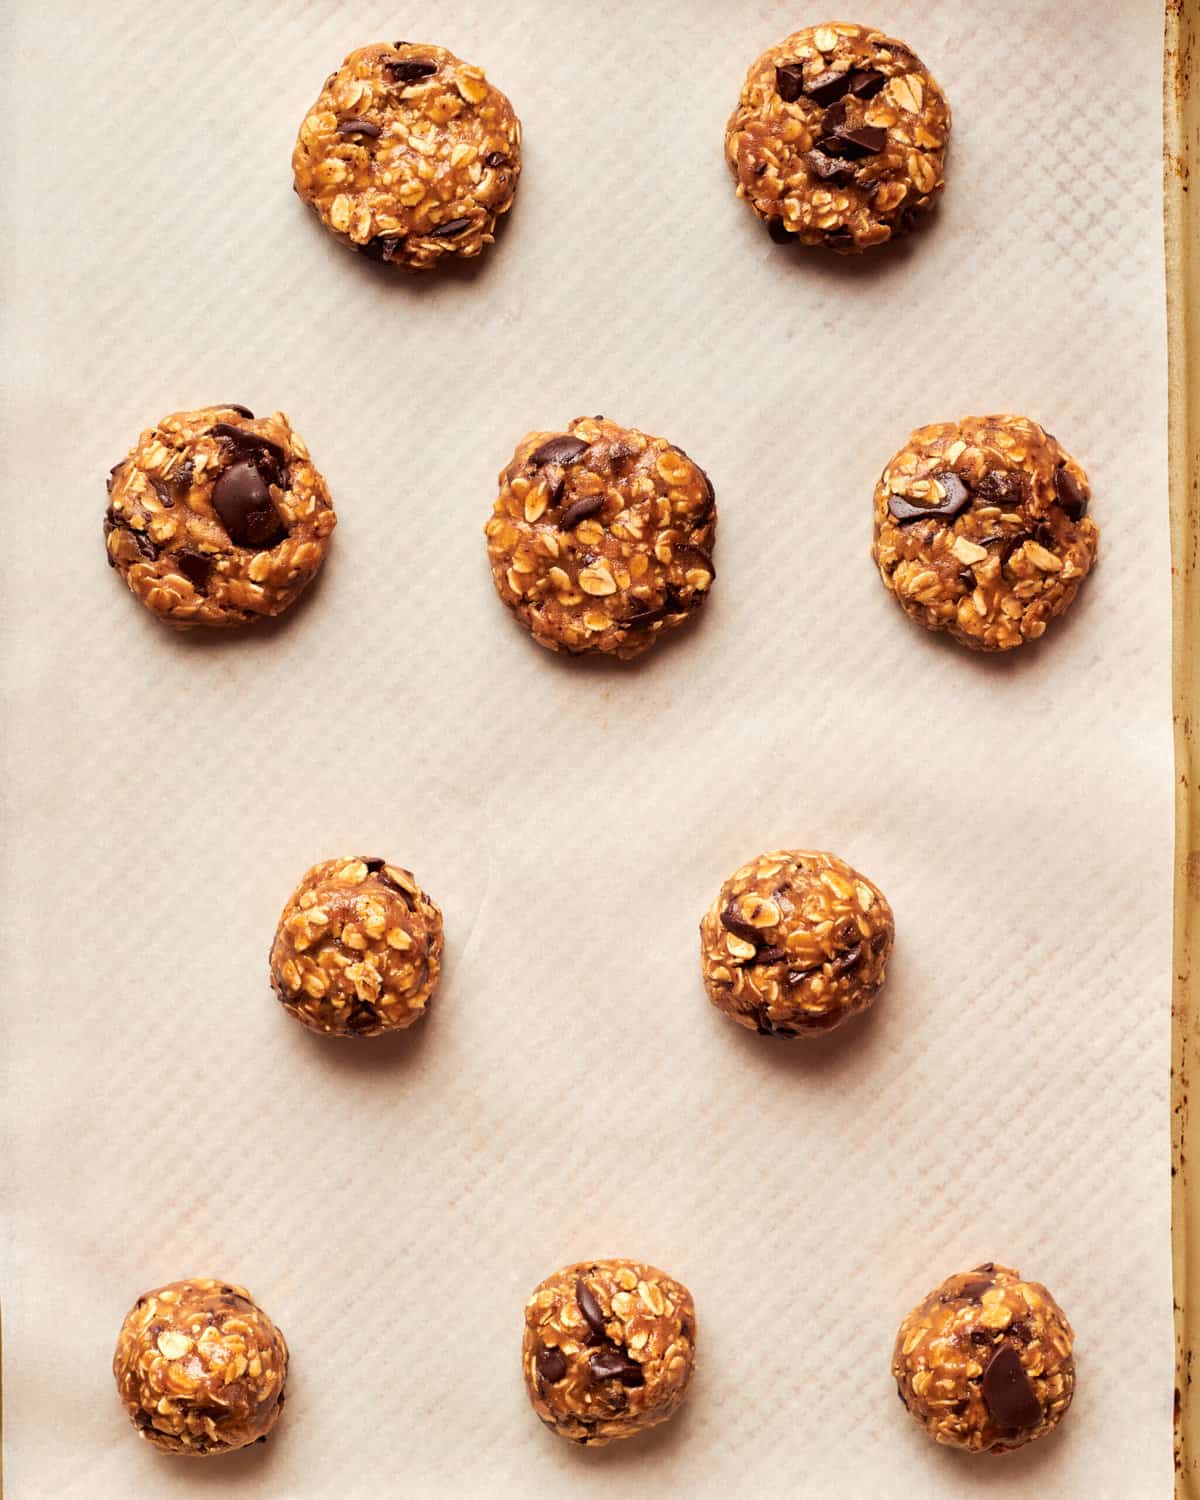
xmin=976 ymin=469 xmax=1027 ymax=509
xmin=847 ymin=69 xmax=887 ymax=99
xmin=361 ymin=234 xmax=406 ymax=263
xmin=536 ymin=1347 xmax=567 ymax=1384
xmin=822 ymin=99 xmax=850 ymax=132
xmin=588 ymin=1349 xmax=645 ymax=1387
xmin=1008 ymin=1321 xmax=1031 ymax=1344
xmin=176 ymin=549 xmax=213 ymax=593
xmin=149 ymin=476 xmax=176 ymax=508
xmin=816 ymin=124 xmax=887 ymax=159
xmin=775 ymin=63 xmax=806 ymax=103
xmin=211 ymin=462 xmax=285 ymax=549
xmin=530 ymin=435 xmax=590 ymax=468
xmin=720 ymin=904 xmax=762 ymax=946
xmin=831 ymin=944 xmax=863 ymax=977
xmin=786 ymin=964 xmax=821 ymax=987
xmin=982 ymin=1346 xmax=1042 ymax=1430
xmin=805 ymin=69 xmax=853 ymax=107
xmin=431 ymin=217 xmax=472 ymax=238
xmin=974 ymin=1262 xmax=996 ymax=1274
xmin=221 ymin=403 xmax=254 ymax=419
xmin=210 ymin=423 xmax=287 ymax=482
xmin=107 ymin=460 xmax=126 ymax=494
xmin=888 ymin=471 xmax=973 ymax=525
xmin=559 ymin=495 xmax=605 ymax=530
xmin=753 ymin=946 xmax=788 ymax=965
xmin=768 ymin=218 xmax=798 ymax=244
xmin=804 ymin=149 xmax=855 ymax=185
xmin=133 ymin=531 xmax=159 ymax=561
xmin=545 ymin=469 xmax=566 ymax=505
xmin=576 ymin=1279 xmax=608 ymax=1341
xmin=952 ymin=1278 xmax=994 ymax=1303
xmin=364 ymin=858 xmax=386 ymax=873
xmin=1054 ymin=464 xmax=1089 ymax=520
xmin=385 ymin=59 xmax=437 ymax=83
xmin=336 ymin=117 xmax=382 ymax=138
xmin=969 ymin=1328 xmax=993 ymax=1346
xmin=484 ymin=151 xmax=510 ymax=168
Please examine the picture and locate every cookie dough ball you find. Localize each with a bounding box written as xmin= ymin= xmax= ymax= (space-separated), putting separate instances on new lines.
xmin=700 ymin=849 xmax=893 ymax=1037
xmin=105 ymin=405 xmax=336 ymax=628
xmin=893 ymin=1263 xmax=1075 ymax=1454
xmin=292 ymin=42 xmax=522 ymax=271
xmin=523 ymin=1260 xmax=696 ymax=1445
xmin=725 ymin=22 xmax=950 ymax=252
xmin=873 ymin=414 xmax=1099 ymax=652
xmin=113 ymin=1279 xmax=288 ymax=1456
xmin=485 ymin=416 xmax=717 ymax=659
xmin=270 ymin=857 xmax=443 ymax=1036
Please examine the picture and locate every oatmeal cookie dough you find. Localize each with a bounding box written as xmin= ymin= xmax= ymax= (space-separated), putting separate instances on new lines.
xmin=269 ymin=857 xmax=443 ymax=1036
xmin=292 ymin=42 xmax=522 ymax=271
xmin=113 ymin=1279 xmax=288 ymax=1456
xmin=725 ymin=22 xmax=950 ymax=252
xmin=105 ymin=405 xmax=335 ymax=628
xmin=485 ymin=416 xmax=717 ymax=659
xmin=893 ymin=1263 xmax=1075 ymax=1454
xmin=700 ymin=850 xmax=893 ymax=1037
xmin=873 ymin=414 xmax=1099 ymax=652
xmin=523 ymin=1259 xmax=696 ymax=1445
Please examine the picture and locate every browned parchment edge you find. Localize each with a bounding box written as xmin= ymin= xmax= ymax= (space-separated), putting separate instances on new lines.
xmin=1170 ymin=0 xmax=1200 ymax=1492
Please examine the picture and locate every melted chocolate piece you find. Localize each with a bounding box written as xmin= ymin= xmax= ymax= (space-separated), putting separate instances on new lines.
xmin=385 ymin=59 xmax=437 ymax=84
xmin=576 ymin=1279 xmax=608 ymax=1342
xmin=336 ymin=117 xmax=382 ymax=138
xmin=1054 ymin=463 xmax=1089 ymax=520
xmin=537 ymin=1347 xmax=567 ymax=1384
xmin=530 ymin=435 xmax=590 ymax=468
xmin=175 ymin=549 xmax=213 ymax=593
xmin=559 ymin=495 xmax=605 ymax=530
xmin=211 ymin=463 xmax=285 ymax=549
xmin=982 ymin=1346 xmax=1042 ymax=1430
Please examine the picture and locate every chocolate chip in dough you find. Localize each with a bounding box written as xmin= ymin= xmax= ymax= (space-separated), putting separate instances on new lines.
xmin=775 ymin=63 xmax=806 ymax=102
xmin=816 ymin=124 xmax=887 ymax=159
xmin=804 ymin=150 xmax=856 ymax=184
xmin=1054 ymin=464 xmax=1089 ymax=520
xmin=537 ymin=1347 xmax=567 ymax=1384
xmin=176 ymin=549 xmax=213 ymax=593
xmin=385 ymin=59 xmax=437 ymax=83
xmin=211 ymin=462 xmax=285 ymax=549
xmin=559 ymin=495 xmax=605 ymax=530
xmin=530 ymin=435 xmax=590 ymax=468
xmin=431 ymin=217 xmax=472 ymax=238
xmin=805 ymin=69 xmax=854 ymax=106
xmin=575 ymin=1279 xmax=608 ymax=1342
xmin=981 ymin=1346 xmax=1042 ymax=1430
xmin=588 ymin=1349 xmax=646 ymax=1387
xmin=720 ymin=905 xmax=763 ymax=945
xmin=336 ymin=117 xmax=382 ymax=138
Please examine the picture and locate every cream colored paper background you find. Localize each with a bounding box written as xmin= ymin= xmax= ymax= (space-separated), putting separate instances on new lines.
xmin=0 ymin=1 xmax=1174 ymax=1495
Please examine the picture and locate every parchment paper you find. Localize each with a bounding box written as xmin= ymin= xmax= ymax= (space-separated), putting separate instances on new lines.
xmin=0 ymin=1 xmax=1174 ymax=1495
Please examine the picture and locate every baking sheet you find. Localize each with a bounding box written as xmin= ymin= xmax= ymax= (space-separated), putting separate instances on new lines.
xmin=0 ymin=1 xmax=1175 ymax=1495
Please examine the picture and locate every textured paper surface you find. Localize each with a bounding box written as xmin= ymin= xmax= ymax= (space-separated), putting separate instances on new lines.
xmin=0 ymin=1 xmax=1173 ymax=1495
